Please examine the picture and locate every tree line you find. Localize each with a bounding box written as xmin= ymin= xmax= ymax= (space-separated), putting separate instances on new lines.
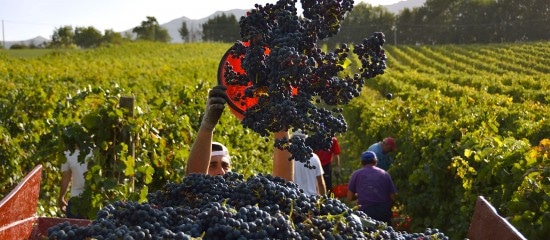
xmin=330 ymin=0 xmax=549 ymax=47
xmin=5 ymin=16 xmax=172 ymax=49
xmin=46 ymin=16 xmax=172 ymax=49
xmin=5 ymin=0 xmax=548 ymax=49
xmin=193 ymin=0 xmax=549 ymax=46
xmin=6 ymin=13 xmax=227 ymax=49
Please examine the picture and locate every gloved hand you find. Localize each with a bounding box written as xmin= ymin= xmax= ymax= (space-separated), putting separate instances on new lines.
xmin=200 ymin=85 xmax=227 ymax=131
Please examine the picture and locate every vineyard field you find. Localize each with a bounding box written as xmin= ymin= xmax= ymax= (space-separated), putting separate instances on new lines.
xmin=1 ymin=41 xmax=548 ymax=239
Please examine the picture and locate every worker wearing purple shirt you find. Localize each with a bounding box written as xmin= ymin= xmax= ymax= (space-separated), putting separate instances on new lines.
xmin=347 ymin=151 xmax=397 ymax=225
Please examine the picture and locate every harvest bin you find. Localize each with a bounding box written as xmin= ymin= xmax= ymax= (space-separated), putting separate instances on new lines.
xmin=0 ymin=165 xmax=91 ymax=240
xmin=1 ymin=165 xmax=526 ymax=239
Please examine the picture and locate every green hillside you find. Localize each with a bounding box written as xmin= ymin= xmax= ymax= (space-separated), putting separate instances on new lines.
xmin=1 ymin=41 xmax=548 ymax=239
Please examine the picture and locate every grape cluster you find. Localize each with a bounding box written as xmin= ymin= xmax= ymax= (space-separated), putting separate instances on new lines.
xmin=48 ymin=172 xmax=449 ymax=239
xmin=223 ymin=0 xmax=387 ymax=163
xmin=353 ymin=32 xmax=387 ymax=79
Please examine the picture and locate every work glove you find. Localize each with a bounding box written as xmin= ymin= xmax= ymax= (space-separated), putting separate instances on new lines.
xmin=200 ymin=85 xmax=227 ymax=131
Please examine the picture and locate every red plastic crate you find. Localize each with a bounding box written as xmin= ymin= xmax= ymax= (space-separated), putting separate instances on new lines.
xmin=332 ymin=183 xmax=348 ymax=198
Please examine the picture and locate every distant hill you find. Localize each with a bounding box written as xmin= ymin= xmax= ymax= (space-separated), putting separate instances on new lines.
xmin=2 ymin=36 xmax=49 ymax=49
xmin=159 ymin=9 xmax=248 ymax=43
xmin=385 ymin=0 xmax=426 ymax=14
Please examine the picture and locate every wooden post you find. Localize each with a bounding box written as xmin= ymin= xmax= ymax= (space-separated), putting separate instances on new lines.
xmin=119 ymin=96 xmax=136 ymax=190
xmin=119 ymin=96 xmax=135 ymax=158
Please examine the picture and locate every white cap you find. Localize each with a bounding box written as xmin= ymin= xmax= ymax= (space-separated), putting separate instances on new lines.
xmin=292 ymin=129 xmax=308 ymax=139
xmin=212 ymin=142 xmax=231 ymax=163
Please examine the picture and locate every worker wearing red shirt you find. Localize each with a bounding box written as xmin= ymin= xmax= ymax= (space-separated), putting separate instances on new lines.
xmin=314 ymin=137 xmax=341 ymax=192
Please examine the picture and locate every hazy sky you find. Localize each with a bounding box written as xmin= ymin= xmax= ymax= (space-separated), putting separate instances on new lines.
xmin=0 ymin=0 xmax=402 ymax=41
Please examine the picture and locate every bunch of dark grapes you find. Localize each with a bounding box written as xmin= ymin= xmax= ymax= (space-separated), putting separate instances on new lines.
xmin=223 ymin=0 xmax=387 ymax=164
xmin=48 ymin=172 xmax=449 ymax=239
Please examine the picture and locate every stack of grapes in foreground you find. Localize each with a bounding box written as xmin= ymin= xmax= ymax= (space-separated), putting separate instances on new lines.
xmin=48 ymin=173 xmax=449 ymax=239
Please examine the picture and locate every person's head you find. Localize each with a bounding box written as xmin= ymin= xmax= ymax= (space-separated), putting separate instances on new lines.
xmin=209 ymin=142 xmax=231 ymax=176
xmin=381 ymin=137 xmax=397 ymax=153
xmin=361 ymin=150 xmax=378 ymax=166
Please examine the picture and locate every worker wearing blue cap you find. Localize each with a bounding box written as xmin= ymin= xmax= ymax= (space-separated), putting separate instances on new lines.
xmin=347 ymin=151 xmax=397 ymax=225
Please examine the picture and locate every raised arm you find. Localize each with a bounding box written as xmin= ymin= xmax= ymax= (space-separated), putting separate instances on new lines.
xmin=186 ymin=127 xmax=215 ymax=175
xmin=273 ymin=131 xmax=293 ymax=181
xmin=186 ymin=85 xmax=227 ymax=175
